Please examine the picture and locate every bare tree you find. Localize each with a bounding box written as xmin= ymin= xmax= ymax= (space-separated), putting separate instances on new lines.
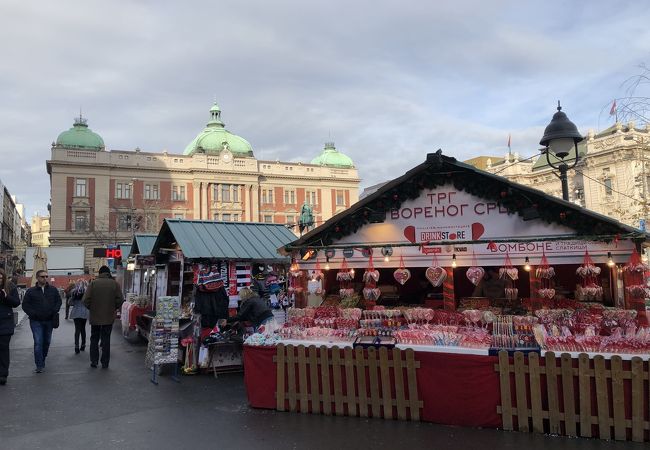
xmin=605 ymin=64 xmax=650 ymax=126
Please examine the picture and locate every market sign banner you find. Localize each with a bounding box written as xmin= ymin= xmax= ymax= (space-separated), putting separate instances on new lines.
xmin=339 ymin=185 xmax=576 ymax=245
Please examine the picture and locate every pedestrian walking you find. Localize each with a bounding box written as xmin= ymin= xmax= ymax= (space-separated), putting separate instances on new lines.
xmin=21 ymin=269 xmax=62 ymax=373
xmin=83 ymin=266 xmax=124 ymax=369
xmin=0 ymin=268 xmax=20 ymax=385
xmin=64 ymin=280 xmax=75 ymax=320
xmin=69 ymin=279 xmax=89 ymax=354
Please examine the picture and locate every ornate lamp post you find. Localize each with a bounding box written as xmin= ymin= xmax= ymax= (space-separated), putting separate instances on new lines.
xmin=539 ymin=102 xmax=584 ymax=201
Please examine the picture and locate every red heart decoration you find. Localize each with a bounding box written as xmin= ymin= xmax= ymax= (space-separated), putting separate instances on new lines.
xmin=403 ymin=226 xmax=416 ymax=243
xmin=425 ymin=266 xmax=447 ymax=287
xmin=393 ymin=268 xmax=411 ymax=285
xmin=471 ymin=222 xmax=485 ymax=240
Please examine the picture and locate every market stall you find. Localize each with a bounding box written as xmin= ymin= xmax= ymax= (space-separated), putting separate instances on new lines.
xmin=242 ymin=151 xmax=650 ymax=442
xmin=148 ymin=219 xmax=297 ymax=374
xmin=121 ymin=234 xmax=158 ymax=340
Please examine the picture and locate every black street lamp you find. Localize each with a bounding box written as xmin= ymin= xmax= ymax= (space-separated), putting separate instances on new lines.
xmin=539 ymin=102 xmax=584 ymax=201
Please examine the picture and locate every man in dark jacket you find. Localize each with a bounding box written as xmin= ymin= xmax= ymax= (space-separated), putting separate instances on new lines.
xmin=226 ymin=287 xmax=273 ymax=331
xmin=0 ymin=268 xmax=20 ymax=384
xmin=22 ymin=269 xmax=62 ymax=373
xmin=83 ymin=266 xmax=124 ymax=368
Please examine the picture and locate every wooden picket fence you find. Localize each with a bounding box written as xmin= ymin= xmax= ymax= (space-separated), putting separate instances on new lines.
xmin=495 ymin=350 xmax=650 ymax=442
xmin=274 ymin=344 xmax=422 ymax=420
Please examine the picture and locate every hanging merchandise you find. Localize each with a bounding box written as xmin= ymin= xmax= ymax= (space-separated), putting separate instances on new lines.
xmin=287 ymin=258 xmax=304 ymax=297
xmin=575 ymin=250 xmax=603 ymax=302
xmin=535 ymin=252 xmax=556 ymax=299
xmin=337 ymin=257 xmax=355 ymax=298
xmin=425 ymin=252 xmax=446 ymax=287
xmin=393 ymin=255 xmax=411 ymax=285
xmin=193 ymin=263 xmax=225 ymax=292
xmin=307 ymin=259 xmax=324 ymax=296
xmin=623 ymin=249 xmax=650 ymax=306
xmin=362 ymin=253 xmax=381 ymax=301
xmin=499 ymin=253 xmax=518 ymax=300
xmin=466 ymin=251 xmax=485 ymax=286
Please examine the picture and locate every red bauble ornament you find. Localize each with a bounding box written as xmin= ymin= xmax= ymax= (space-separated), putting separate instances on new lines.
xmin=335 ymin=226 xmax=341 ymax=232
xmin=559 ymin=212 xmax=566 ymax=220
xmin=500 ymin=191 xmax=507 ymax=198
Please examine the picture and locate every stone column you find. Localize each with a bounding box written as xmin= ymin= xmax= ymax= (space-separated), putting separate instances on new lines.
xmin=192 ymin=181 xmax=201 ymax=219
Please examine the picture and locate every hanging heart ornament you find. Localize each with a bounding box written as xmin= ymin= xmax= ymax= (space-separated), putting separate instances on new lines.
xmin=393 ymin=268 xmax=411 ymax=285
xmin=425 ymin=266 xmax=447 ymax=287
xmin=466 ymin=266 xmax=485 ymax=286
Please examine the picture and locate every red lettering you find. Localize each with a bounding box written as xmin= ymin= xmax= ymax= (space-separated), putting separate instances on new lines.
xmin=106 ymin=249 xmax=122 ymax=258
xmin=413 ymin=207 xmax=423 ymax=218
xmin=474 ymin=203 xmax=485 ymax=215
xmin=437 ymin=192 xmax=447 ymax=204
xmin=390 ymin=209 xmax=399 ymax=219
xmin=447 ymin=205 xmax=459 ymax=216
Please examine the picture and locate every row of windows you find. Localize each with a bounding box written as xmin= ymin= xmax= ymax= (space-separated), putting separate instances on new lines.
xmin=75 ymin=178 xmax=346 ymax=206
xmin=213 ymin=213 xmax=240 ymax=222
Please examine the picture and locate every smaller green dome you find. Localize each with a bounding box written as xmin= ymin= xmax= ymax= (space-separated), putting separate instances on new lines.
xmin=311 ymin=142 xmax=354 ymax=168
xmin=184 ymin=103 xmax=254 ymax=157
xmin=55 ymin=115 xmax=105 ymax=150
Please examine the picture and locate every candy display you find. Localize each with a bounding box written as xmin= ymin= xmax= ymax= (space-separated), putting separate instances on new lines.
xmin=575 ymin=251 xmax=603 ymax=302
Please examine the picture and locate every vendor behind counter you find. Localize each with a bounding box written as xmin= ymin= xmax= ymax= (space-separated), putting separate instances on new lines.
xmin=471 ymin=268 xmax=506 ymax=300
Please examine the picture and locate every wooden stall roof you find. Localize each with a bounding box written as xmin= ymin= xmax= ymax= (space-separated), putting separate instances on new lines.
xmin=128 ymin=233 xmax=157 ymax=256
xmin=284 ymin=150 xmax=647 ymax=252
xmin=152 ymin=219 xmax=296 ymax=261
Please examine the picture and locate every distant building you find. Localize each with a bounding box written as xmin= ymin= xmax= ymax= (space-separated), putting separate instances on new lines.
xmin=47 ymin=103 xmax=361 ymax=272
xmin=467 ymin=121 xmax=650 ymax=229
xmin=0 ymin=182 xmax=29 ymax=275
xmin=31 ymin=213 xmax=50 ymax=247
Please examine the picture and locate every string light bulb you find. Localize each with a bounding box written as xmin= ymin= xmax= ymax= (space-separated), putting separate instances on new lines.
xmin=607 ymin=252 xmax=615 ymax=267
xmin=350 ymin=267 xmax=355 ymax=276
xmin=451 ymin=253 xmax=457 ymax=268
xmin=324 ymin=257 xmax=330 ymax=271
xmin=524 ymin=257 xmax=531 ymax=272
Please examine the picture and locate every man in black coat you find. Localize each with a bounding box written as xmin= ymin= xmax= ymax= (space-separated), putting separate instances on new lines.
xmin=0 ymin=268 xmax=20 ymax=385
xmin=22 ymin=270 xmax=62 ymax=373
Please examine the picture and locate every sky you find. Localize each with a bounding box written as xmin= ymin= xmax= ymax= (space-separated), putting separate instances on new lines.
xmin=1 ymin=0 xmax=650 ymax=221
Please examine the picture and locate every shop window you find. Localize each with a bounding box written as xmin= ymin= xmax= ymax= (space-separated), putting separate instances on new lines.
xmin=75 ymin=178 xmax=87 ymax=197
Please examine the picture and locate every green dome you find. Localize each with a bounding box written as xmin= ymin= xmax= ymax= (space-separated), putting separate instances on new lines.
xmin=55 ymin=116 xmax=104 ymax=150
xmin=311 ymin=142 xmax=354 ymax=168
xmin=183 ymin=103 xmax=254 ymax=157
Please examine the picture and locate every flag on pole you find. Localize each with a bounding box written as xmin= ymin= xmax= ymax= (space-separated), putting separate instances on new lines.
xmin=609 ymin=99 xmax=617 ymax=116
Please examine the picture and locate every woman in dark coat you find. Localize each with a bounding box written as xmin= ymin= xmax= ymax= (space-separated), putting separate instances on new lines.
xmin=0 ymin=268 xmax=21 ymax=385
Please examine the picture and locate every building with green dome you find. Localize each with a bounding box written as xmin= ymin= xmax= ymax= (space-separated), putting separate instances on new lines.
xmin=47 ymin=103 xmax=360 ymax=272
xmin=54 ymin=115 xmax=105 ymax=150
xmin=311 ymin=142 xmax=355 ymax=168
xmin=183 ymin=103 xmax=254 ymax=157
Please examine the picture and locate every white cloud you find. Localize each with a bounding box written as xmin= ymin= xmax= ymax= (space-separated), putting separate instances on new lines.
xmin=1 ymin=0 xmax=649 ymax=218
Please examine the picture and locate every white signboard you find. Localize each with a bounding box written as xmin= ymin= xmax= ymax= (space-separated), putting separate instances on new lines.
xmin=323 ymin=185 xmax=636 ymax=267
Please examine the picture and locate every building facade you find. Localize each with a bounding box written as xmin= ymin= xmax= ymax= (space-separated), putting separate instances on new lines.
xmin=0 ymin=181 xmax=30 ymax=275
xmin=475 ymin=121 xmax=650 ymax=229
xmin=31 ymin=213 xmax=50 ymax=247
xmin=47 ymin=103 xmax=360 ymax=272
